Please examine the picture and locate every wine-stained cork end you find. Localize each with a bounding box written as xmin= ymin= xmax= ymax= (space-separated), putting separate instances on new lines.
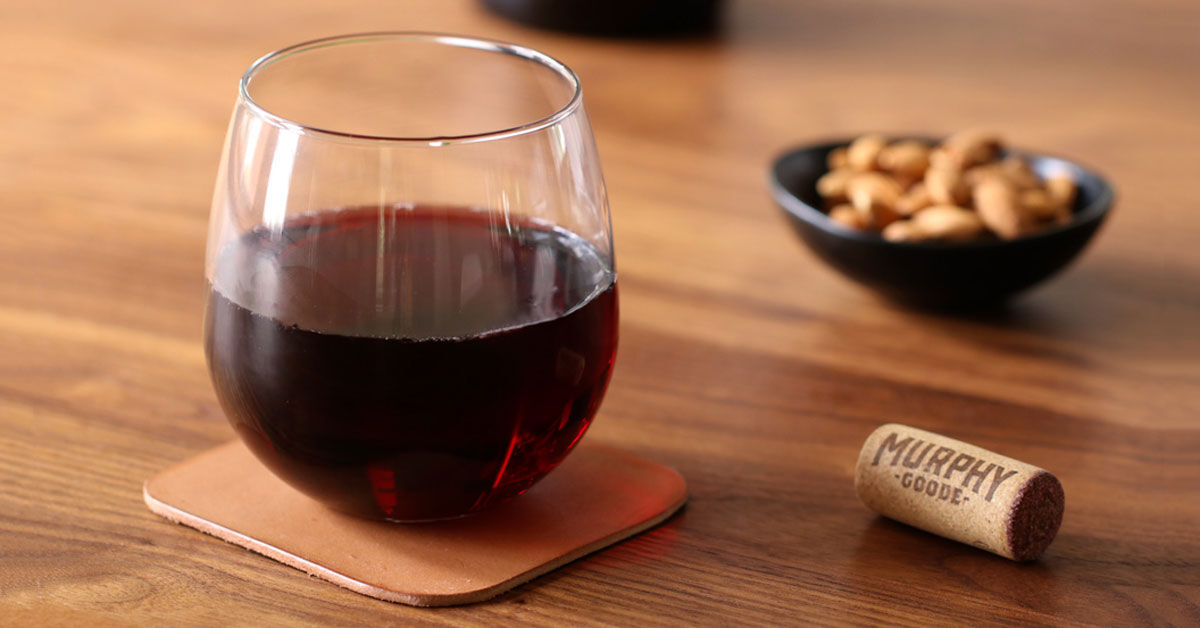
xmin=854 ymin=423 xmax=1064 ymax=562
xmin=1006 ymin=471 xmax=1065 ymax=561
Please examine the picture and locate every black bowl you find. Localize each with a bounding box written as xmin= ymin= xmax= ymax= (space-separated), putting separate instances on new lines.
xmin=769 ymin=139 xmax=1114 ymax=308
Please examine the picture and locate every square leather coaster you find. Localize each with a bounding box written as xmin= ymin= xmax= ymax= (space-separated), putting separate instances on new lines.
xmin=143 ymin=440 xmax=687 ymax=607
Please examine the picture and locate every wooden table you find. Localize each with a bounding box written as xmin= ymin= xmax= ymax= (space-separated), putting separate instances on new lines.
xmin=3 ymin=1 xmax=1198 ymax=624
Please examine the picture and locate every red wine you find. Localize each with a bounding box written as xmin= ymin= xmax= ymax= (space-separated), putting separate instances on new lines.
xmin=204 ymin=206 xmax=617 ymax=521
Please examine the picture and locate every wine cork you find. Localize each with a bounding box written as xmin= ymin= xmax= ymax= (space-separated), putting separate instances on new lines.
xmin=854 ymin=424 xmax=1064 ymax=561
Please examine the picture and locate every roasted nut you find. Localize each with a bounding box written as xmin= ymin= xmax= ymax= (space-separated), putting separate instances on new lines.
xmin=846 ymin=134 xmax=887 ymax=172
xmin=963 ymin=163 xmax=1001 ymax=188
xmin=1046 ymin=176 xmax=1077 ymax=225
xmin=827 ymin=147 xmax=849 ymax=170
xmin=847 ymin=172 xmax=903 ymax=204
xmin=816 ymin=168 xmax=854 ymax=203
xmin=882 ymin=220 xmax=921 ymax=242
xmin=925 ymin=167 xmax=971 ymax=206
xmin=1020 ymin=188 xmax=1058 ymax=221
xmin=896 ymin=182 xmax=933 ymax=216
xmin=966 ymin=157 xmax=1039 ymax=191
xmin=1001 ymin=156 xmax=1040 ymax=190
xmin=1046 ymin=176 xmax=1077 ymax=212
xmin=829 ymin=204 xmax=870 ymax=230
xmin=879 ymin=141 xmax=931 ymax=183
xmin=911 ymin=205 xmax=986 ymax=242
xmin=974 ymin=176 xmax=1028 ymax=239
xmin=928 ymin=147 xmax=958 ymax=172
xmin=815 ymin=133 xmax=1080 ymax=242
xmin=941 ymin=130 xmax=1002 ymax=169
xmin=848 ymin=172 xmax=903 ymax=227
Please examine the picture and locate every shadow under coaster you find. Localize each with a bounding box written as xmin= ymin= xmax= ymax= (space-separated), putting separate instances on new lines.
xmin=143 ymin=440 xmax=687 ymax=607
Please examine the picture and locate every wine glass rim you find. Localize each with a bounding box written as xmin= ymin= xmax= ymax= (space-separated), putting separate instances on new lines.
xmin=238 ymin=32 xmax=584 ymax=145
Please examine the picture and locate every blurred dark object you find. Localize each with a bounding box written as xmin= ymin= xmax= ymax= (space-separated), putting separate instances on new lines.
xmin=481 ymin=0 xmax=723 ymax=37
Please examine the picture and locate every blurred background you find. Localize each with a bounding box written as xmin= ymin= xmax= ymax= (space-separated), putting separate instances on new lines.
xmin=3 ymin=0 xmax=1196 ymax=414
xmin=2 ymin=1 xmax=1199 ymax=623
xmin=3 ymin=0 xmax=1196 ymax=321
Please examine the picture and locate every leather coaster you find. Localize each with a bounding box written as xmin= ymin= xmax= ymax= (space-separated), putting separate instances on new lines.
xmin=143 ymin=440 xmax=687 ymax=607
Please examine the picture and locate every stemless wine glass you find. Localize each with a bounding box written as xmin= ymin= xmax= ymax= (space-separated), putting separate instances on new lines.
xmin=203 ymin=33 xmax=617 ymax=522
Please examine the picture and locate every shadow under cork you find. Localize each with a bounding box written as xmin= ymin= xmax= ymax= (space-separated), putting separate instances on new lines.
xmin=846 ymin=517 xmax=1065 ymax=615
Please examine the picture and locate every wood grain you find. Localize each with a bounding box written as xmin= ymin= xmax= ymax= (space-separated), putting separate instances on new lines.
xmin=1 ymin=0 xmax=1198 ymax=625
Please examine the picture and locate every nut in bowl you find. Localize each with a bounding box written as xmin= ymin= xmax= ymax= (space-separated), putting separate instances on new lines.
xmin=821 ymin=132 xmax=1076 ymax=242
xmin=770 ymin=133 xmax=1114 ymax=308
